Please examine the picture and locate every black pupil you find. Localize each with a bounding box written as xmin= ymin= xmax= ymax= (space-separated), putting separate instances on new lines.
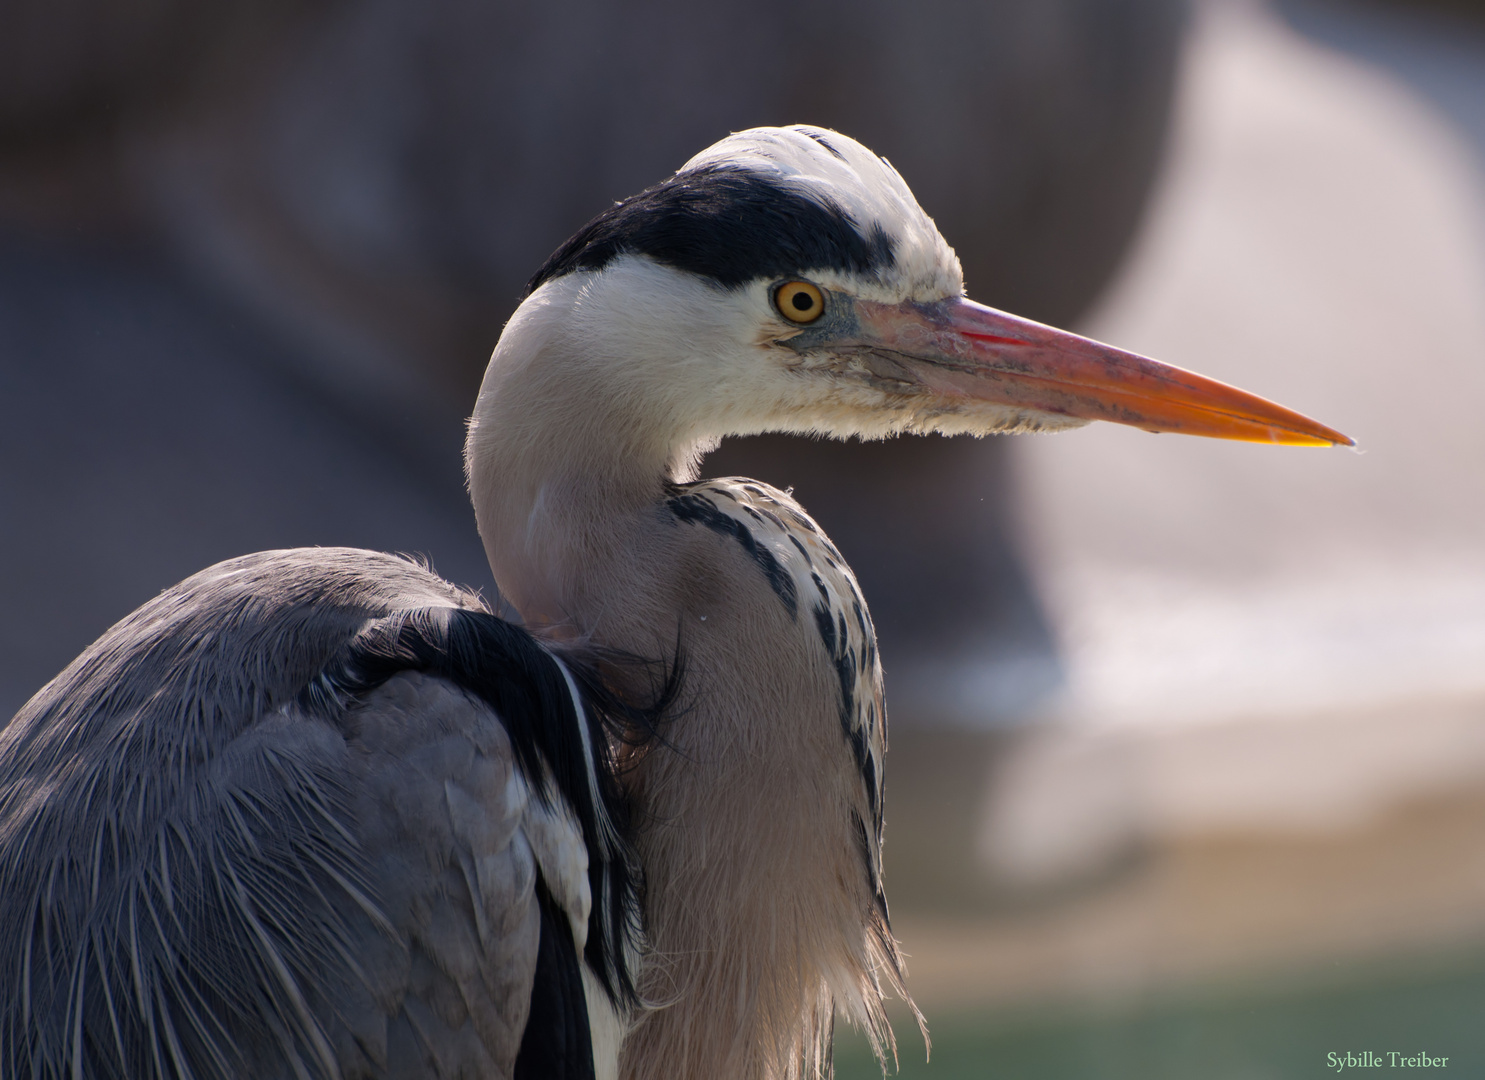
xmin=790 ymin=290 xmax=814 ymax=312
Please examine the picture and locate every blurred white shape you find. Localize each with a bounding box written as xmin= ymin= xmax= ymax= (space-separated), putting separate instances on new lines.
xmin=989 ymin=0 xmax=1485 ymax=886
xmin=1056 ymin=559 xmax=1485 ymax=727
xmin=983 ymin=690 xmax=1485 ymax=888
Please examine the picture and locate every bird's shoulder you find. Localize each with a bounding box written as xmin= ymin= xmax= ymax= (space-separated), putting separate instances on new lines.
xmin=0 ymin=547 xmax=627 ymax=1080
xmin=665 ymin=476 xmax=886 ymax=843
xmin=665 ymin=477 xmax=860 ymax=620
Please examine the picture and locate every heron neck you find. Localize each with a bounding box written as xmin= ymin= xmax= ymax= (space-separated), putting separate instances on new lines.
xmin=465 ymin=316 xmax=698 ymax=637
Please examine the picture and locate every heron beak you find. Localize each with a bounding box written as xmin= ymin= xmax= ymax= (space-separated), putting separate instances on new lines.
xmin=854 ymin=296 xmax=1353 ymax=446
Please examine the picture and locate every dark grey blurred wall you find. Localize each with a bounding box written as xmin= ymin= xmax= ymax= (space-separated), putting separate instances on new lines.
xmin=0 ymin=0 xmax=1186 ymax=721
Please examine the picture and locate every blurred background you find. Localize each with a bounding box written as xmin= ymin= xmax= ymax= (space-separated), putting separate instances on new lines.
xmin=2 ymin=0 xmax=1483 ymax=1075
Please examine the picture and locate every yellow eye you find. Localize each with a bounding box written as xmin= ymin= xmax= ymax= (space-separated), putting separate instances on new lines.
xmin=775 ymin=280 xmax=825 ymax=324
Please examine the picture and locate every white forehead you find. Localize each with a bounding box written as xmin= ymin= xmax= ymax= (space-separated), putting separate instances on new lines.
xmin=681 ymin=126 xmax=964 ymax=302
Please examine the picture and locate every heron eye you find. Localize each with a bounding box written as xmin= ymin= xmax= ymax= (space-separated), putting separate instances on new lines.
xmin=775 ymin=281 xmax=825 ymax=324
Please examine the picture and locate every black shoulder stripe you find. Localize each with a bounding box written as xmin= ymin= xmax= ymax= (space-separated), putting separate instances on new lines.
xmin=668 ymin=493 xmax=797 ymax=619
xmin=787 ymin=534 xmax=813 ymax=566
xmin=813 ymin=602 xmax=876 ymax=824
xmin=528 ymin=165 xmax=896 ymax=292
xmin=515 ymin=883 xmax=597 ymax=1080
xmin=300 ymin=607 xmax=674 ymax=1008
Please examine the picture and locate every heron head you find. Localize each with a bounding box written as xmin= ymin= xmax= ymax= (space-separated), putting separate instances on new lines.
xmin=503 ymin=125 xmax=1352 ymax=452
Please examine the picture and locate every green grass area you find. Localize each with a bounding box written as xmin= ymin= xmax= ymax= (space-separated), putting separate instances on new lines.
xmin=835 ymin=949 xmax=1485 ymax=1079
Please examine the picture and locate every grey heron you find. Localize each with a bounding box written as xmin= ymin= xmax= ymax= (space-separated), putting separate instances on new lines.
xmin=0 ymin=126 xmax=1350 ymax=1080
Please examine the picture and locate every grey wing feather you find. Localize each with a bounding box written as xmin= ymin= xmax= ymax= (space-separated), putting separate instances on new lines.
xmin=0 ymin=549 xmax=564 ymax=1080
xmin=350 ymin=670 xmax=542 ymax=1080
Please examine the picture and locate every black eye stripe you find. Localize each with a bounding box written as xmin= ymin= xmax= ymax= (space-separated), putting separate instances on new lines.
xmin=526 ymin=165 xmax=897 ymax=293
